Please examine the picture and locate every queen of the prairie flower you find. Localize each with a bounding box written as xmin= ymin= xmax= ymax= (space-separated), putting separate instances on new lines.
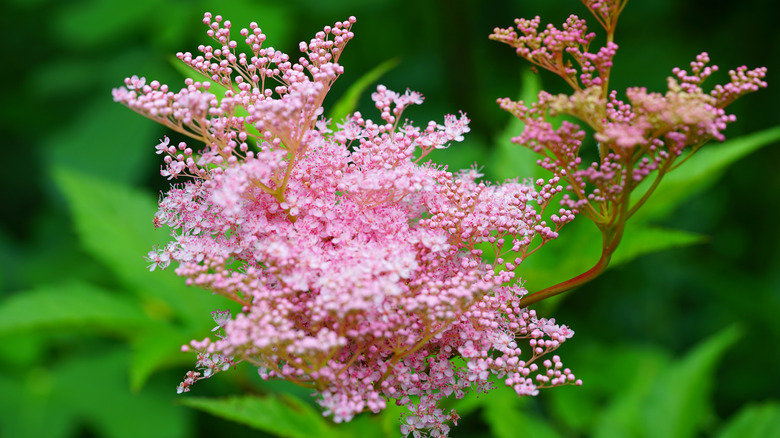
xmin=114 ymin=0 xmax=766 ymax=435
xmin=114 ymin=12 xmax=578 ymax=437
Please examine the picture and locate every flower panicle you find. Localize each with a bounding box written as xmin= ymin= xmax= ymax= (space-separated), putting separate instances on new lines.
xmin=491 ymin=2 xmax=766 ymax=308
xmin=116 ymin=11 xmax=583 ymax=437
xmin=112 ymin=13 xmax=357 ymax=186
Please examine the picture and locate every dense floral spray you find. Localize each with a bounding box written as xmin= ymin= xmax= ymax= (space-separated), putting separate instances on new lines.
xmin=114 ymin=1 xmax=765 ymax=436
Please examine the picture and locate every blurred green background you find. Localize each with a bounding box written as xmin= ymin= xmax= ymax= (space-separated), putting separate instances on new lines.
xmin=2 ymin=0 xmax=779 ymax=437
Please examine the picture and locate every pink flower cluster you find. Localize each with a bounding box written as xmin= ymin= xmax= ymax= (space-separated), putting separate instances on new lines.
xmin=114 ymin=13 xmax=579 ymax=437
xmin=490 ymin=14 xmax=617 ymax=90
xmin=490 ymin=4 xmax=767 ymax=223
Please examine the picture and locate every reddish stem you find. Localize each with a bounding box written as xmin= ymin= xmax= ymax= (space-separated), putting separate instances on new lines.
xmin=517 ymin=248 xmax=612 ymax=307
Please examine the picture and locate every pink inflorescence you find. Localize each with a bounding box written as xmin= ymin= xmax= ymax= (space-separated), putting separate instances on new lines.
xmin=492 ymin=10 xmax=767 ymax=219
xmin=114 ymin=12 xmax=579 ymax=437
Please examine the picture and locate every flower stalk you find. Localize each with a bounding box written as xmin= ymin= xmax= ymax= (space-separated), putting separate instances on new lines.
xmin=492 ymin=0 xmax=767 ymax=307
xmin=114 ymin=2 xmax=766 ymax=437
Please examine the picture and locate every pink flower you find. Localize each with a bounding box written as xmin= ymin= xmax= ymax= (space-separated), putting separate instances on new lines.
xmin=155 ymin=136 xmax=170 ymax=154
xmin=120 ymin=11 xmax=582 ymax=438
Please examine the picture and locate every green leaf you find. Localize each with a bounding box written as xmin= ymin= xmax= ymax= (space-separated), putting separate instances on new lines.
xmin=611 ymin=225 xmax=707 ymax=266
xmin=587 ymin=346 xmax=670 ymax=438
xmin=53 ymin=166 xmax=219 ymax=327
xmin=590 ymin=328 xmax=742 ymax=438
xmin=46 ymin=100 xmax=158 ymax=186
xmin=641 ymin=325 xmax=743 ymax=438
xmin=518 ymin=219 xmax=708 ymax=303
xmin=180 ymin=395 xmax=340 ymax=438
xmin=378 ymin=402 xmax=406 ymax=437
xmin=0 ymin=332 xmax=46 ymax=368
xmin=55 ymin=0 xmax=158 ymax=48
xmin=633 ymin=125 xmax=780 ymax=223
xmin=545 ymin=385 xmax=599 ymax=434
xmin=482 ymin=388 xmax=562 ymax=438
xmin=0 ymin=369 xmax=71 ymax=438
xmin=129 ymin=326 xmax=196 ymax=391
xmin=340 ymin=414 xmax=388 ymax=438
xmin=62 ymin=348 xmax=192 ymax=438
xmin=716 ymin=402 xmax=780 ymax=438
xmin=0 ymin=347 xmax=192 ymax=438
xmin=0 ymin=281 xmax=150 ymax=336
xmin=328 ymin=57 xmax=400 ymax=123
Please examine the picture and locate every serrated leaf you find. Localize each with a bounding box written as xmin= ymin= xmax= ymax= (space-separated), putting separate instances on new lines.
xmin=641 ymin=325 xmax=742 ymax=438
xmin=180 ymin=395 xmax=339 ymax=438
xmin=53 ymin=166 xmax=219 ymax=327
xmin=0 ymin=282 xmax=150 ymax=336
xmin=633 ymin=126 xmax=780 ymax=223
xmin=328 ymin=57 xmax=400 ymax=124
xmin=716 ymin=402 xmax=780 ymax=438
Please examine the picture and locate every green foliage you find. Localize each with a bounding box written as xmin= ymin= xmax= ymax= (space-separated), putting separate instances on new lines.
xmin=482 ymin=390 xmax=563 ymax=438
xmin=0 ymin=282 xmax=149 ymax=336
xmin=180 ymin=395 xmax=391 ymax=438
xmin=454 ymin=326 xmax=745 ymax=438
xmin=328 ymin=57 xmax=400 ymax=123
xmin=181 ymin=395 xmax=341 ymax=438
xmin=596 ymin=326 xmax=741 ymax=438
xmin=51 ymin=166 xmax=228 ymax=390
xmin=647 ymin=326 xmax=741 ymax=436
xmin=3 ymin=0 xmax=777 ymax=437
xmin=53 ymin=166 xmax=219 ymax=326
xmin=0 ymin=348 xmax=192 ymax=438
xmin=632 ymin=125 xmax=780 ymax=222
xmin=129 ymin=325 xmax=201 ymax=391
xmin=716 ymin=402 xmax=780 ymax=438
